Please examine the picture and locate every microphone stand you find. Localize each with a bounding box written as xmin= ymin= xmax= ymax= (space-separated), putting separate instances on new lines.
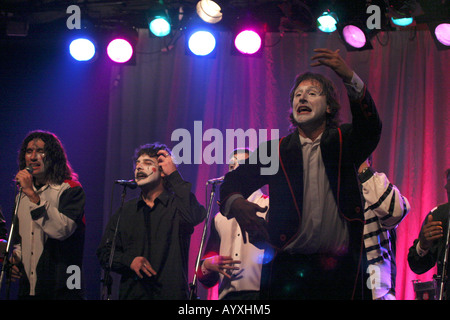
xmin=0 ymin=187 xmax=23 ymax=298
xmin=189 ymin=181 xmax=220 ymax=300
xmin=101 ymin=184 xmax=129 ymax=300
xmin=438 ymin=204 xmax=450 ymax=300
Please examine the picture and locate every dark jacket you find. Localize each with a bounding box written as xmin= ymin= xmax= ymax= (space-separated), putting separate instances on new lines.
xmin=14 ymin=180 xmax=86 ymax=299
xmin=97 ymin=171 xmax=206 ymax=300
xmin=219 ymin=87 xmax=382 ymax=299
xmin=408 ymin=202 xmax=450 ymax=275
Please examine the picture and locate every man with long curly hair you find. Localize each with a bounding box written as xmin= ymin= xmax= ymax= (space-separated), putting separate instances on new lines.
xmin=11 ymin=130 xmax=85 ymax=299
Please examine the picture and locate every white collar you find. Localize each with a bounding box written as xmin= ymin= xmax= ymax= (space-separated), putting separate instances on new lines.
xmin=299 ymin=132 xmax=323 ymax=146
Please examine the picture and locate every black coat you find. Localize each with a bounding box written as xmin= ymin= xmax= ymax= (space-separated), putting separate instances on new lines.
xmin=97 ymin=171 xmax=206 ymax=300
xmin=408 ymin=202 xmax=450 ymax=276
xmin=219 ymin=87 xmax=382 ymax=299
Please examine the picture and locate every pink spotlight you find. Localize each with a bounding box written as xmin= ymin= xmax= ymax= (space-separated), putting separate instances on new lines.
xmin=106 ymin=38 xmax=134 ymax=63
xmin=234 ymin=30 xmax=262 ymax=55
xmin=342 ymin=25 xmax=367 ymax=48
xmin=435 ymin=23 xmax=450 ymax=46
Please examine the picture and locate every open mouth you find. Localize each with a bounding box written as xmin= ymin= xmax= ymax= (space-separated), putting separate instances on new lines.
xmin=135 ymin=172 xmax=148 ymax=180
xmin=296 ymin=106 xmax=312 ymax=114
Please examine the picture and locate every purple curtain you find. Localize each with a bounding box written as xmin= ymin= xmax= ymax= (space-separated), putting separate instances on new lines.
xmin=104 ymin=29 xmax=450 ymax=300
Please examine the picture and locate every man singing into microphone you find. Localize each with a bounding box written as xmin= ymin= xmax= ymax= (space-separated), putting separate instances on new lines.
xmin=97 ymin=143 xmax=206 ymax=299
xmin=11 ymin=130 xmax=86 ymax=299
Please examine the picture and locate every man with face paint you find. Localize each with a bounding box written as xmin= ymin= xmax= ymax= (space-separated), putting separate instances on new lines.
xmin=219 ymin=49 xmax=382 ymax=299
xmin=97 ymin=143 xmax=206 ymax=300
xmin=10 ymin=130 xmax=85 ymax=299
xmin=198 ymin=148 xmax=269 ymax=300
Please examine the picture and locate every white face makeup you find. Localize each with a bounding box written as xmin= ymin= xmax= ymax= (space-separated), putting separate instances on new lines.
xmin=292 ymin=79 xmax=330 ymax=127
xmin=25 ymin=138 xmax=46 ymax=180
xmin=134 ymin=154 xmax=161 ymax=187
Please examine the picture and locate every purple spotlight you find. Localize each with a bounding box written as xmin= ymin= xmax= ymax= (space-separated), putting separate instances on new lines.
xmin=342 ymin=25 xmax=367 ymax=48
xmin=234 ymin=30 xmax=262 ymax=55
xmin=435 ymin=23 xmax=450 ymax=46
xmin=106 ymin=38 xmax=134 ymax=63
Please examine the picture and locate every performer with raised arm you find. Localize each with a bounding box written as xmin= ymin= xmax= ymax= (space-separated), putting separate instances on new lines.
xmin=219 ymin=49 xmax=382 ymax=299
xmin=97 ymin=143 xmax=206 ymax=299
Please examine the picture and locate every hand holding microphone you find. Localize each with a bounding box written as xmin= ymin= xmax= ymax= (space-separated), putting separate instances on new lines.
xmin=15 ymin=166 xmax=40 ymax=204
xmin=15 ymin=166 xmax=33 ymax=189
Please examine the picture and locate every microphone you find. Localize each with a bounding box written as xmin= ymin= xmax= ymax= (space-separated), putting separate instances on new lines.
xmin=15 ymin=166 xmax=34 ymax=186
xmin=114 ymin=179 xmax=138 ymax=189
xmin=206 ymin=176 xmax=224 ymax=185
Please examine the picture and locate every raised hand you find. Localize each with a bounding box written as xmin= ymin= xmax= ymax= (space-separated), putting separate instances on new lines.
xmin=310 ymin=48 xmax=354 ymax=83
xmin=157 ymin=150 xmax=177 ymax=177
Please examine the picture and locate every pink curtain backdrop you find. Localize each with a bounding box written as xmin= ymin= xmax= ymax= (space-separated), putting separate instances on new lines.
xmin=103 ymin=28 xmax=450 ymax=300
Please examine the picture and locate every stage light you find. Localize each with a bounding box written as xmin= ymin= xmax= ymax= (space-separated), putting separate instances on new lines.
xmin=317 ymin=11 xmax=338 ymax=33
xmin=391 ymin=16 xmax=414 ymax=26
xmin=435 ymin=23 xmax=450 ymax=46
xmin=104 ymin=27 xmax=137 ymax=64
xmin=67 ymin=20 xmax=98 ymax=62
xmin=149 ymin=16 xmax=171 ymax=37
xmin=69 ymin=38 xmax=96 ymax=61
xmin=187 ymin=30 xmax=217 ymax=56
xmin=107 ymin=38 xmax=134 ymax=63
xmin=230 ymin=14 xmax=265 ymax=57
xmin=337 ymin=21 xmax=374 ymax=51
xmin=342 ymin=25 xmax=367 ymax=49
xmin=234 ymin=29 xmax=262 ymax=55
xmin=428 ymin=22 xmax=450 ymax=50
xmin=196 ymin=0 xmax=223 ymax=24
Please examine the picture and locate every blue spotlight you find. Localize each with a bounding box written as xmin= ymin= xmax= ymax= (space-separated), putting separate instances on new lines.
xmin=317 ymin=11 xmax=338 ymax=33
xmin=69 ymin=38 xmax=96 ymax=61
xmin=149 ymin=16 xmax=171 ymax=37
xmin=391 ymin=16 xmax=414 ymax=27
xmin=187 ymin=30 xmax=217 ymax=56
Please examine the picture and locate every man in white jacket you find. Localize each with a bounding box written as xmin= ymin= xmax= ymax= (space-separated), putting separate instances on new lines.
xmin=358 ymin=157 xmax=410 ymax=300
xmin=12 ymin=130 xmax=85 ymax=299
xmin=198 ymin=148 xmax=269 ymax=300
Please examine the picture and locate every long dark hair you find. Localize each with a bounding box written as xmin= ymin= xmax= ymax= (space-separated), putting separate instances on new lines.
xmin=18 ymin=130 xmax=78 ymax=184
xmin=288 ymin=72 xmax=341 ymax=130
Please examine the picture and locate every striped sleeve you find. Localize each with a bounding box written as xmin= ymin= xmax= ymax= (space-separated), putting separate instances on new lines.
xmin=361 ymin=170 xmax=410 ymax=229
